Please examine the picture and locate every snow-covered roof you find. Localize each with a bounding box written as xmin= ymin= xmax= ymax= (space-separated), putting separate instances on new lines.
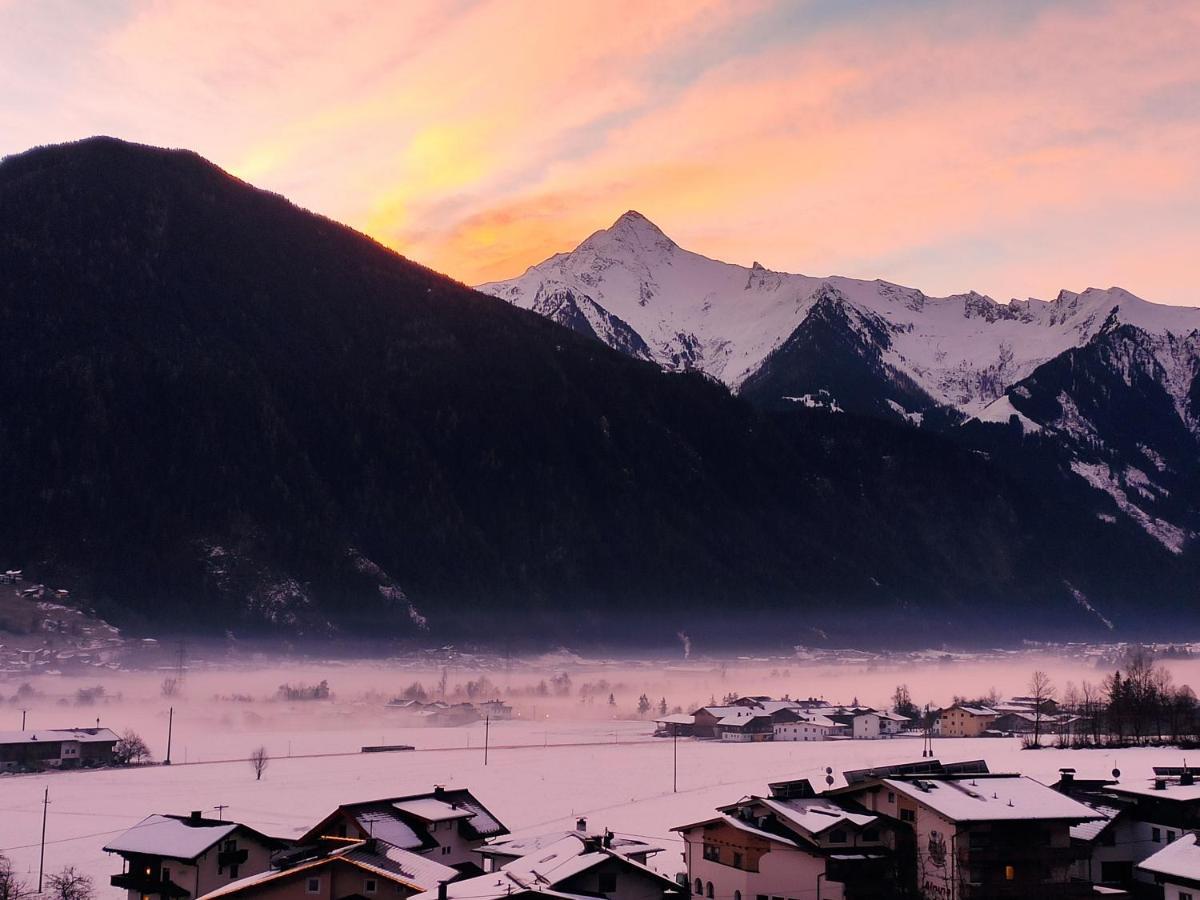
xmin=417 ymin=835 xmax=676 ymax=900
xmin=876 ymin=711 xmax=910 ymax=722
xmin=1138 ymin=832 xmax=1200 ymax=884
xmin=944 ymin=706 xmax=997 ymax=717
xmin=654 ymin=713 xmax=695 ymax=725
xmin=104 ymin=815 xmax=237 ymax=860
xmin=758 ymin=797 xmax=878 ymax=838
xmin=882 ymin=777 xmax=1102 ymax=823
xmin=391 ymin=798 xmax=474 ymax=822
xmin=1070 ymin=803 xmax=1123 ymax=843
xmin=481 ymin=831 xmax=662 ymax=860
xmin=673 ymin=813 xmax=800 ymax=848
xmin=198 ymin=842 xmax=448 ymax=900
xmin=1109 ymin=780 xmax=1200 ymax=802
xmin=0 ymin=727 xmax=119 ymax=745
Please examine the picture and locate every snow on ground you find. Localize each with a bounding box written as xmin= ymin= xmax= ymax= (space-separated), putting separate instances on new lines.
xmin=5 ymin=650 xmax=1200 ymax=896
xmin=1 ymin=725 xmax=1195 ymax=899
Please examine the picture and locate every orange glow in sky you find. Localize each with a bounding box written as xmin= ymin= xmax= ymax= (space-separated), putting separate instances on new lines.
xmin=3 ymin=1 xmax=1199 ymax=303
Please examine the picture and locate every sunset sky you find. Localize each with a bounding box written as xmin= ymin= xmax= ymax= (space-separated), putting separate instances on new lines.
xmin=3 ymin=0 xmax=1199 ymax=304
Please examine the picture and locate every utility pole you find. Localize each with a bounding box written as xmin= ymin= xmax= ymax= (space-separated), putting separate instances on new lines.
xmin=20 ymin=708 xmax=27 ymax=731
xmin=484 ymin=715 xmax=490 ymax=766
xmin=922 ymin=704 xmax=934 ymax=758
xmin=38 ymin=787 xmax=49 ymax=893
xmin=215 ymin=804 xmax=228 ymax=820
xmin=165 ymin=706 xmax=174 ymax=765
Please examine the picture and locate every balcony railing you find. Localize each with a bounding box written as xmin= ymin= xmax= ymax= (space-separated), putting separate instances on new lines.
xmin=110 ymin=873 xmax=190 ymax=897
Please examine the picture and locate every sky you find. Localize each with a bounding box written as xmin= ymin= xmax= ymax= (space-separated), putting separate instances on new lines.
xmin=2 ymin=0 xmax=1199 ymax=303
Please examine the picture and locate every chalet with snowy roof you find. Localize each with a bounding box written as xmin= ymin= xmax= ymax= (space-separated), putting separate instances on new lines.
xmin=0 ymin=726 xmax=119 ymax=770
xmin=1137 ymin=832 xmax=1200 ymax=900
xmin=300 ymin=787 xmax=508 ymax=870
xmin=105 ymin=812 xmax=287 ymax=900
xmin=416 ymin=832 xmax=682 ymax=900
xmin=1095 ymin=768 xmax=1200 ymax=890
xmin=876 ymin=711 xmax=910 ymax=736
xmin=718 ymin=711 xmax=775 ymax=742
xmin=936 ymin=705 xmax=998 ymax=738
xmin=829 ymin=763 xmax=1102 ymax=899
xmin=478 ymin=819 xmax=663 ymax=872
xmin=825 ymin=709 xmax=882 ymax=740
xmin=653 ymin=713 xmax=695 ymax=737
xmin=673 ymin=777 xmax=896 ymax=900
xmin=477 ymin=699 xmax=513 ymax=720
xmin=195 ymin=838 xmax=458 ymax=900
xmin=771 ymin=709 xmax=838 ymax=741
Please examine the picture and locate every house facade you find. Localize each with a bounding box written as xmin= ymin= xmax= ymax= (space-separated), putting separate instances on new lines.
xmin=832 ymin=772 xmax=1099 ymax=899
xmin=300 ymin=787 xmax=508 ymax=869
xmin=1138 ymin=833 xmax=1200 ymax=900
xmin=937 ymin=706 xmax=997 ymax=738
xmin=674 ymin=780 xmax=898 ymax=900
xmin=105 ymin=813 xmax=285 ymax=900
xmin=0 ymin=727 xmax=119 ymax=770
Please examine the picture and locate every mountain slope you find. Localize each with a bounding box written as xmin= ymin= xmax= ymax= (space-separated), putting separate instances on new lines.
xmin=479 ymin=213 xmax=1200 ymax=554
xmin=0 ymin=138 xmax=1194 ymax=646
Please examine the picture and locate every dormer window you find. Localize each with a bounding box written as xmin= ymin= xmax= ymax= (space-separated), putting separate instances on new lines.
xmin=365 ymin=879 xmax=378 ymax=894
xmin=828 ymin=830 xmax=847 ymax=844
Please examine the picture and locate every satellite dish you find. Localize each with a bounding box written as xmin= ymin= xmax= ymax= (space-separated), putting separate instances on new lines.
xmin=825 ymin=775 xmax=834 ymax=787
xmin=1112 ymin=768 xmax=1121 ymax=779
xmin=825 ymin=766 xmax=833 ymax=775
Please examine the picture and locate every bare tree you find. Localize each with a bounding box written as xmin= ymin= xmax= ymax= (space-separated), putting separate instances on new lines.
xmin=249 ymin=745 xmax=270 ymax=781
xmin=0 ymin=854 xmax=29 ymax=900
xmin=45 ymin=867 xmax=93 ymax=900
xmin=113 ymin=729 xmax=151 ymax=766
xmin=1028 ymin=670 xmax=1055 ymax=749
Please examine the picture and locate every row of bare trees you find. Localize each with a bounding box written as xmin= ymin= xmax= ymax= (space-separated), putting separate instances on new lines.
xmin=0 ymin=854 xmax=93 ymax=900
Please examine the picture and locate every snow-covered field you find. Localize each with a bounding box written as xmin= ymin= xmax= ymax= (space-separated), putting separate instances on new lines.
xmin=3 ymin=650 xmax=1199 ymax=896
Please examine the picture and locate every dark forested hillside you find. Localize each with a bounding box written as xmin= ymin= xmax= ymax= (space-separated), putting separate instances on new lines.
xmin=0 ymin=137 xmax=1192 ymax=647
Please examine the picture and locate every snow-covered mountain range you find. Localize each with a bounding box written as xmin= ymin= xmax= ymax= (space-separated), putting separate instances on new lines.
xmin=479 ymin=211 xmax=1200 ymax=554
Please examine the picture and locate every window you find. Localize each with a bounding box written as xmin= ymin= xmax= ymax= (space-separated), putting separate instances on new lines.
xmin=365 ymin=879 xmax=378 ymax=894
xmin=900 ymin=808 xmax=915 ymax=823
xmin=229 ymin=866 xmax=240 ymax=880
xmin=597 ymin=874 xmax=617 ymax=894
xmin=732 ymin=852 xmax=743 ymax=869
xmin=734 ymin=892 xmax=741 ymax=900
xmin=1180 ymin=893 xmax=1193 ymax=900
xmin=887 ymin=792 xmax=895 ymax=803
xmin=706 ymin=883 xmax=714 ymax=899
xmin=162 ymin=869 xmax=171 ymax=884
xmin=695 ymin=880 xmax=703 ymax=895
xmin=703 ymin=844 xmax=720 ymax=862
xmin=442 ymin=847 xmax=452 ymax=856
xmin=828 ymin=830 xmax=847 ymax=844
xmin=1004 ymin=865 xmax=1015 ymax=882
xmin=862 ymin=829 xmax=879 ymax=842
xmin=306 ymin=878 xmax=320 ymax=894
xmin=1152 ymin=828 xmax=1162 ymax=843
xmin=1168 ymin=830 xmax=1177 ymax=843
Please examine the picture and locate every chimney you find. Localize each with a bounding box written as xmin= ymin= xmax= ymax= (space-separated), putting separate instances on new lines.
xmin=1184 ymin=771 xmax=1196 ymax=787
xmin=433 ymin=785 xmax=446 ymax=798
xmin=438 ymin=882 xmax=448 ymax=900
xmin=190 ymin=811 xmax=202 ymax=823
xmin=576 ymin=818 xmax=587 ymax=833
xmin=1058 ymin=768 xmax=1075 ymax=786
xmin=603 ymin=831 xmax=614 ymax=849
xmin=1155 ymin=778 xmax=1168 ymax=791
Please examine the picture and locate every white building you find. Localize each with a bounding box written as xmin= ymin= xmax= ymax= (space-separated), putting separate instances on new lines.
xmin=772 ymin=711 xmax=837 ymax=742
xmin=1138 ymin=832 xmax=1200 ymax=900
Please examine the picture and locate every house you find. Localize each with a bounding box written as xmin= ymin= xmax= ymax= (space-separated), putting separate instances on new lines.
xmin=478 ymin=700 xmax=513 ymax=720
xmin=1137 ymin=832 xmax=1200 ymax=900
xmin=718 ymin=712 xmax=775 ymax=742
xmin=877 ymin=712 xmax=910 ymax=736
xmin=653 ymin=714 xmax=695 ymax=737
xmin=830 ymin=765 xmax=1101 ymax=899
xmin=827 ymin=710 xmax=882 ymax=740
xmin=937 ymin=706 xmax=998 ymax=738
xmin=105 ymin=812 xmax=287 ymax=900
xmin=771 ymin=709 xmax=837 ymax=742
xmin=195 ymin=838 xmax=458 ymax=900
xmin=0 ymin=726 xmax=119 ymax=770
xmin=1100 ymin=769 xmax=1200 ymax=889
xmin=418 ymin=832 xmax=682 ymax=900
xmin=299 ymin=787 xmax=509 ymax=869
xmin=478 ymin=818 xmax=662 ymax=871
xmin=674 ymin=777 xmax=897 ymax=900
xmin=691 ymin=707 xmax=752 ymax=739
